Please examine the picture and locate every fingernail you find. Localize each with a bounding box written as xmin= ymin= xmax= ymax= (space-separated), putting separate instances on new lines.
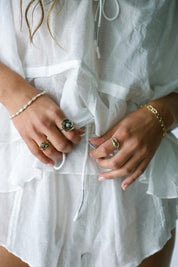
xmin=78 ymin=129 xmax=85 ymax=135
xmin=88 ymin=137 xmax=96 ymax=141
xmin=122 ymin=184 xmax=128 ymax=191
xmin=98 ymin=176 xmax=106 ymax=182
xmin=88 ymin=138 xmax=99 ymax=144
xmin=88 ymin=141 xmax=98 ymax=149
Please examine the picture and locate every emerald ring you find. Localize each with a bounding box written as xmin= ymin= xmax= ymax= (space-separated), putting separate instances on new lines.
xmin=111 ymin=137 xmax=120 ymax=149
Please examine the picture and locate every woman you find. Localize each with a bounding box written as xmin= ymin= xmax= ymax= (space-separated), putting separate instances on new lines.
xmin=0 ymin=0 xmax=178 ymax=266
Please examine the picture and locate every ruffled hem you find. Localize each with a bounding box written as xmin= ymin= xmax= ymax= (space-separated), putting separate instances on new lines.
xmin=0 ymin=138 xmax=41 ymax=192
xmin=130 ymin=224 xmax=176 ymax=267
xmin=0 ymin=170 xmax=177 ymax=267
xmin=0 ymin=224 xmax=176 ymax=267
xmin=0 ymin=243 xmax=30 ymax=266
xmin=0 ymin=126 xmax=102 ymax=192
xmin=0 ymin=126 xmax=178 ymax=198
xmin=138 ymin=133 xmax=178 ymax=199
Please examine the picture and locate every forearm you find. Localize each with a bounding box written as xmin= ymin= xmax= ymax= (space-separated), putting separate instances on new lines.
xmin=0 ymin=62 xmax=40 ymax=113
xmin=146 ymin=93 xmax=178 ymax=132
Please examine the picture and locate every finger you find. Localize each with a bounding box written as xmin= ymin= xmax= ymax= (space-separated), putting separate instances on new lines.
xmin=44 ymin=125 xmax=73 ymax=153
xmin=60 ymin=128 xmax=82 ymax=144
xmin=89 ymin=136 xmax=108 ymax=147
xmin=95 ymin=143 xmax=132 ymax=170
xmin=90 ymin=137 xmax=121 ymax=159
xmin=55 ymin=113 xmax=82 ymax=144
xmin=89 ymin=125 xmax=120 ymax=158
xmin=89 ymin=120 xmax=120 ymax=147
xmin=121 ymin=155 xmax=153 ymax=190
xmin=89 ymin=122 xmax=119 ymax=146
xmin=96 ymin=141 xmax=149 ymax=171
xmin=77 ymin=128 xmax=85 ymax=135
xmin=98 ymin=149 xmax=146 ymax=180
xmin=35 ymin=135 xmax=63 ymax=161
xmin=25 ymin=138 xmax=54 ymax=166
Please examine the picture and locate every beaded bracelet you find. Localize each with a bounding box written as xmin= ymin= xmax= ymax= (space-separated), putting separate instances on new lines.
xmin=142 ymin=104 xmax=167 ymax=137
xmin=9 ymin=91 xmax=46 ymax=119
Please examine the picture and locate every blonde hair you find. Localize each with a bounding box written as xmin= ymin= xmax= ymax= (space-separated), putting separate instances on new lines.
xmin=20 ymin=0 xmax=61 ymax=46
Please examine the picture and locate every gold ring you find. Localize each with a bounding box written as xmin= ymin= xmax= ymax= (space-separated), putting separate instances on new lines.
xmin=111 ymin=137 xmax=120 ymax=149
xmin=60 ymin=119 xmax=75 ymax=132
xmin=40 ymin=142 xmax=49 ymax=151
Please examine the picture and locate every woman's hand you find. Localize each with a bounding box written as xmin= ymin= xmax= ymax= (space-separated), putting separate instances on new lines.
xmin=0 ymin=62 xmax=83 ymax=166
xmin=89 ymin=106 xmax=170 ymax=190
xmin=12 ymin=90 xmax=83 ymax=167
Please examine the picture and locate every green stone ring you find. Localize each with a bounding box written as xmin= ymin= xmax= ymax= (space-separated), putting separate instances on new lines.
xmin=111 ymin=137 xmax=120 ymax=149
xmin=60 ymin=119 xmax=75 ymax=132
xmin=40 ymin=142 xmax=49 ymax=151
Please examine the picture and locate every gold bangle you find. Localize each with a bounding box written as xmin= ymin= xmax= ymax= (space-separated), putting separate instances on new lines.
xmin=142 ymin=104 xmax=167 ymax=137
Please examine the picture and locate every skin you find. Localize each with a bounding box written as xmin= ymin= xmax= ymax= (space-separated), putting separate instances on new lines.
xmin=90 ymin=93 xmax=178 ymax=190
xmin=0 ymin=62 xmax=178 ymax=266
xmin=0 ymin=62 xmax=84 ymax=166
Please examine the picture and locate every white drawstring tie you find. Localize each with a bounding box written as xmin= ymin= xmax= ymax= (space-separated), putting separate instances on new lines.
xmin=73 ymin=126 xmax=89 ymax=221
xmin=53 ymin=153 xmax=66 ymax=170
xmin=94 ymin=0 xmax=120 ymax=59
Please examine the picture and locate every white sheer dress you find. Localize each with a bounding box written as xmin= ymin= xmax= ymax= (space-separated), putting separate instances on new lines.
xmin=0 ymin=0 xmax=178 ymax=266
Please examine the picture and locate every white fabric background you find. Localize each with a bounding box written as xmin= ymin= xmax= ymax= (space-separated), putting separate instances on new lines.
xmin=170 ymin=127 xmax=178 ymax=267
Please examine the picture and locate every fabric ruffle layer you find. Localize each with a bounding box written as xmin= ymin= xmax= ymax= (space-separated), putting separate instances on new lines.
xmin=0 ymin=123 xmax=178 ymax=201
xmin=138 ymin=133 xmax=178 ymax=199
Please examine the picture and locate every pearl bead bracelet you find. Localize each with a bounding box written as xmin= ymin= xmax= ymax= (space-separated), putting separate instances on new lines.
xmin=9 ymin=91 xmax=46 ymax=119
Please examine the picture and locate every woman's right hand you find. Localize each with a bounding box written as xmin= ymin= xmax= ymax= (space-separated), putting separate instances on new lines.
xmin=12 ymin=90 xmax=83 ymax=167
xmin=0 ymin=63 xmax=83 ymax=167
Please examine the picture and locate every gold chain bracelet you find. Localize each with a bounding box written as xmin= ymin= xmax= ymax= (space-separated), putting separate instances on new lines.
xmin=142 ymin=104 xmax=167 ymax=137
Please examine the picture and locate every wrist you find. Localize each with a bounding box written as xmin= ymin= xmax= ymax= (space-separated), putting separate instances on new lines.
xmin=147 ymin=100 xmax=174 ymax=132
xmin=0 ymin=81 xmax=41 ymax=117
xmin=142 ymin=104 xmax=167 ymax=137
xmin=9 ymin=91 xmax=46 ymax=120
xmin=0 ymin=62 xmax=40 ymax=113
xmin=2 ymin=81 xmax=41 ymax=115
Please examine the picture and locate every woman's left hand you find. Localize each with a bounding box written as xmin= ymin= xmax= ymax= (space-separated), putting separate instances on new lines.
xmin=89 ymin=106 xmax=164 ymax=190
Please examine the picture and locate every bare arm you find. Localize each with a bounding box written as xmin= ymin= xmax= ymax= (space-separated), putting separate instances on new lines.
xmin=0 ymin=62 xmax=39 ymax=112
